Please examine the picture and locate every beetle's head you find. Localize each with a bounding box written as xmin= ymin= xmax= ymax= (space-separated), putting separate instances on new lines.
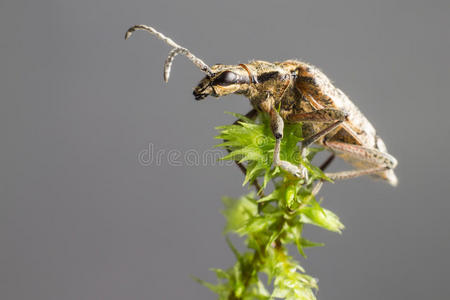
xmin=193 ymin=64 xmax=251 ymax=100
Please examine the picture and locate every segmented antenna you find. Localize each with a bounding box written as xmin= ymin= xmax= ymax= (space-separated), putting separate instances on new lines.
xmin=125 ymin=25 xmax=214 ymax=82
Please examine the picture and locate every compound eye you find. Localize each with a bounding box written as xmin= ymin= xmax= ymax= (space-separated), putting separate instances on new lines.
xmin=213 ymin=71 xmax=238 ymax=86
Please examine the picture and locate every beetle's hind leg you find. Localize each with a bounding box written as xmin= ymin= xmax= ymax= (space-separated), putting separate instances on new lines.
xmin=310 ymin=153 xmax=336 ymax=195
xmin=319 ymin=153 xmax=335 ymax=172
xmin=323 ymin=141 xmax=398 ymax=182
xmin=287 ymin=108 xmax=347 ymax=148
xmin=286 ymin=108 xmax=348 ymax=180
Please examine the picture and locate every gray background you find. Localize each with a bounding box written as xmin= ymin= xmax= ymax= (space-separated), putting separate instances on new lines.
xmin=1 ymin=0 xmax=449 ymax=299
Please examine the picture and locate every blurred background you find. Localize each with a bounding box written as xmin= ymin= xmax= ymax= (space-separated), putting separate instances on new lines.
xmin=1 ymin=0 xmax=449 ymax=299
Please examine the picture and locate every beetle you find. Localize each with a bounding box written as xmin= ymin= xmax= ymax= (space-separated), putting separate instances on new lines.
xmin=125 ymin=25 xmax=398 ymax=187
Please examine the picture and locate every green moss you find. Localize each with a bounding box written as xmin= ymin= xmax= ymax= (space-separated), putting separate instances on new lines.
xmin=196 ymin=112 xmax=343 ymax=300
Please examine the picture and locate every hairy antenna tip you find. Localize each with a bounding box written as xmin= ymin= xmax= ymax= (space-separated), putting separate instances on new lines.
xmin=124 ymin=30 xmax=133 ymax=40
xmin=163 ymin=73 xmax=170 ymax=83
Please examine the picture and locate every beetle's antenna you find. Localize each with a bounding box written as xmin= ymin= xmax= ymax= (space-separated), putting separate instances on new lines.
xmin=125 ymin=25 xmax=214 ymax=82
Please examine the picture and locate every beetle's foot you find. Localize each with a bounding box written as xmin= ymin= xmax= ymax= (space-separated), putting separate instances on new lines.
xmin=299 ymin=164 xmax=309 ymax=182
xmin=298 ymin=147 xmax=310 ymax=181
xmin=278 ymin=160 xmax=306 ymax=179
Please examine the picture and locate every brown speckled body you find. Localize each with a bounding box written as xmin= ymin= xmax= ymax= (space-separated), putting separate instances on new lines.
xmin=194 ymin=60 xmax=397 ymax=185
xmin=242 ymin=60 xmax=374 ymax=145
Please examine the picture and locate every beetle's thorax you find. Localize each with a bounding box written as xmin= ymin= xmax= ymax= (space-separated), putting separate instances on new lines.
xmin=241 ymin=61 xmax=293 ymax=105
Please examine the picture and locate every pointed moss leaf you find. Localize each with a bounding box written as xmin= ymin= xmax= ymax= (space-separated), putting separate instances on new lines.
xmin=225 ymin=236 xmax=242 ymax=260
xmin=256 ymin=280 xmax=271 ymax=297
xmin=297 ymin=187 xmax=315 ymax=206
xmin=272 ymin=287 xmax=290 ymax=298
xmin=192 ymin=277 xmax=228 ymax=295
xmin=304 ymin=146 xmax=325 ymax=161
xmin=243 ymin=162 xmax=265 ymax=186
xmin=239 ymin=216 xmax=270 ymax=235
xmin=272 ymin=249 xmax=318 ymax=300
xmin=289 ymin=225 xmax=307 ymax=258
xmin=299 ymin=238 xmax=324 ymax=248
xmin=262 ymin=168 xmax=272 ymax=189
xmin=257 ymin=189 xmax=281 ymax=203
xmin=300 ymin=159 xmax=330 ymax=181
xmin=296 ymin=235 xmax=325 ymax=257
xmin=210 ymin=268 xmax=230 ymax=280
xmin=285 ymin=184 xmax=298 ymax=209
xmin=300 ymin=206 xmax=344 ymax=233
xmin=266 ymin=232 xmax=282 ymax=252
xmin=310 ymin=197 xmax=326 ymax=215
xmin=222 ymin=194 xmax=258 ymax=233
xmin=296 ymin=240 xmax=307 ymax=258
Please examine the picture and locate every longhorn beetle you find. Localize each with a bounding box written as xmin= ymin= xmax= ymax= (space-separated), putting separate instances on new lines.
xmin=125 ymin=25 xmax=398 ymax=189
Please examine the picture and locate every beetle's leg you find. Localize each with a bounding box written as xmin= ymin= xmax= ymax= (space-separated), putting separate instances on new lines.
xmin=286 ymin=109 xmax=348 ymax=124
xmin=258 ymin=92 xmax=306 ymax=178
xmin=269 ymin=108 xmax=307 ymax=178
xmin=307 ymin=153 xmax=336 ymax=196
xmin=286 ymin=108 xmax=347 ymax=180
xmin=324 ymin=141 xmax=398 ymax=181
xmin=287 ymin=108 xmax=347 ymax=149
xmin=225 ymin=109 xmax=264 ymax=196
xmin=312 ymin=180 xmax=324 ymax=196
xmin=320 ymin=153 xmax=335 ymax=172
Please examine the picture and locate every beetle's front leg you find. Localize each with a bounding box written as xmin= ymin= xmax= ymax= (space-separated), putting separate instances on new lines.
xmin=270 ymin=108 xmax=307 ymax=178
xmin=258 ymin=94 xmax=306 ymax=179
